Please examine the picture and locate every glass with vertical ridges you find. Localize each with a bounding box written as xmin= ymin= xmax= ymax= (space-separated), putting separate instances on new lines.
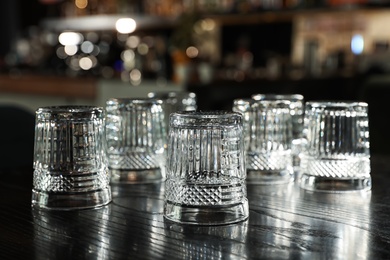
xmin=237 ymin=99 xmax=294 ymax=184
xmin=32 ymin=106 xmax=111 ymax=210
xmin=300 ymin=101 xmax=371 ymax=192
xmin=164 ymin=111 xmax=249 ymax=225
xmin=105 ymin=98 xmax=166 ymax=183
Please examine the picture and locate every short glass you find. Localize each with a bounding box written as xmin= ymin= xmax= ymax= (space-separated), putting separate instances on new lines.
xmin=32 ymin=106 xmax=111 ymax=210
xmin=105 ymin=98 xmax=166 ymax=183
xmin=164 ymin=111 xmax=249 ymax=225
xmin=252 ymin=94 xmax=305 ymax=172
xmin=300 ymin=101 xmax=371 ymax=192
xmin=234 ymin=98 xmax=294 ymax=184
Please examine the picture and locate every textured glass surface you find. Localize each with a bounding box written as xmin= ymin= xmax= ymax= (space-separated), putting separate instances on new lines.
xmin=164 ymin=111 xmax=248 ymax=225
xmin=32 ymin=106 xmax=111 ymax=209
xmin=105 ymin=98 xmax=166 ymax=171
xmin=235 ymin=99 xmax=294 ymax=183
xmin=300 ymin=102 xmax=371 ymax=192
xmin=147 ymin=91 xmax=197 ymax=130
xmin=252 ymin=94 xmax=304 ymax=140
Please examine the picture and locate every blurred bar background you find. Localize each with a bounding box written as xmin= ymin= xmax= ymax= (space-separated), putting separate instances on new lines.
xmin=1 ymin=0 xmax=390 ymax=155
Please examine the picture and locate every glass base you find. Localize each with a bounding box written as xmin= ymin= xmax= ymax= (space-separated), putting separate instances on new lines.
xmin=31 ymin=187 xmax=112 ymax=210
xmin=246 ymin=169 xmax=294 ymax=184
xmin=164 ymin=199 xmax=249 ymax=225
xmin=110 ymin=168 xmax=163 ymax=184
xmin=300 ymin=174 xmax=372 ymax=193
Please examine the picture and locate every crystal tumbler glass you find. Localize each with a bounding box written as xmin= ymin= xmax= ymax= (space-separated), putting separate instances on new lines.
xmin=105 ymin=98 xmax=166 ymax=183
xmin=164 ymin=111 xmax=249 ymax=225
xmin=300 ymin=101 xmax=371 ymax=192
xmin=244 ymin=99 xmax=294 ymax=184
xmin=252 ymin=94 xmax=305 ymax=172
xmin=32 ymin=106 xmax=111 ymax=210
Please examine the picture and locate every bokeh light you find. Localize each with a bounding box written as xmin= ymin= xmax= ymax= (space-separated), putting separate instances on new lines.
xmin=116 ymin=18 xmax=137 ymax=34
xmin=59 ymin=32 xmax=83 ymax=46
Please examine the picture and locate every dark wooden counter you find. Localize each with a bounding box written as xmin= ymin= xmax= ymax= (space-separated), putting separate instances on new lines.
xmin=1 ymin=156 xmax=390 ymax=259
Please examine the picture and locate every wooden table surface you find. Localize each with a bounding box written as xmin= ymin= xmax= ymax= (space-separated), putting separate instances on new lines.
xmin=1 ymin=156 xmax=390 ymax=259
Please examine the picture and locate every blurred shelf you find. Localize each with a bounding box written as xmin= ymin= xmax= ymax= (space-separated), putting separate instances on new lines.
xmin=40 ymin=7 xmax=390 ymax=33
xmin=40 ymin=14 xmax=175 ymax=32
xmin=0 ymin=74 xmax=97 ymax=99
xmin=208 ymin=7 xmax=390 ymax=25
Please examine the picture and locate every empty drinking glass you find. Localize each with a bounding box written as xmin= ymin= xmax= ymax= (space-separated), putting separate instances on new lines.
xmin=164 ymin=111 xmax=249 ymax=225
xmin=32 ymin=106 xmax=111 ymax=210
xmin=234 ymin=98 xmax=294 ymax=184
xmin=300 ymin=101 xmax=371 ymax=192
xmin=252 ymin=94 xmax=305 ymax=173
xmin=105 ymin=98 xmax=166 ymax=183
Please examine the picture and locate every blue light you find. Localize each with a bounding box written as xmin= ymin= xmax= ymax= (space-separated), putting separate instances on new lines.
xmin=351 ymin=34 xmax=364 ymax=55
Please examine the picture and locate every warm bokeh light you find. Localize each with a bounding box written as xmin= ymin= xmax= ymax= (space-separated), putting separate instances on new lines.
xmin=137 ymin=43 xmax=149 ymax=55
xmin=115 ymin=18 xmax=137 ymax=34
xmin=64 ymin=45 xmax=78 ymax=56
xmin=75 ymin=0 xmax=88 ymax=9
xmin=121 ymin=49 xmax=135 ymax=61
xmin=79 ymin=57 xmax=93 ymax=70
xmin=186 ymin=46 xmax=199 ymax=58
xmin=59 ymin=32 xmax=83 ymax=46
xmin=126 ymin=36 xmax=140 ymax=49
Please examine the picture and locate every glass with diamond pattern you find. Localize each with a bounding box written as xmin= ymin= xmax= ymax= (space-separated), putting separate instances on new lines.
xmin=105 ymin=98 xmax=166 ymax=183
xmin=251 ymin=94 xmax=305 ymax=173
xmin=164 ymin=111 xmax=249 ymax=225
xmin=243 ymin=99 xmax=294 ymax=184
xmin=300 ymin=101 xmax=371 ymax=192
xmin=32 ymin=106 xmax=111 ymax=210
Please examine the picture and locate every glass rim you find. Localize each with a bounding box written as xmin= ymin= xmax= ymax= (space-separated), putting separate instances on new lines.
xmin=36 ymin=105 xmax=103 ymax=114
xmin=252 ymin=99 xmax=292 ymax=106
xmin=305 ymin=101 xmax=368 ymax=109
xmin=106 ymin=98 xmax=163 ymax=105
xmin=252 ymin=93 xmax=304 ymax=101
xmin=147 ymin=91 xmax=196 ymax=99
xmin=233 ymin=98 xmax=253 ymax=105
xmin=170 ymin=111 xmax=242 ymax=127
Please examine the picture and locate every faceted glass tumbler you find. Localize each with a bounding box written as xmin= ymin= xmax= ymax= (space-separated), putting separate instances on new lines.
xmin=105 ymin=98 xmax=166 ymax=183
xmin=244 ymin=99 xmax=294 ymax=184
xmin=32 ymin=106 xmax=111 ymax=210
xmin=300 ymin=101 xmax=371 ymax=192
xmin=252 ymin=94 xmax=305 ymax=172
xmin=164 ymin=111 xmax=249 ymax=225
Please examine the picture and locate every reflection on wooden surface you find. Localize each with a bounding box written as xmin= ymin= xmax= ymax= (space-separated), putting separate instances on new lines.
xmin=1 ymin=156 xmax=390 ymax=259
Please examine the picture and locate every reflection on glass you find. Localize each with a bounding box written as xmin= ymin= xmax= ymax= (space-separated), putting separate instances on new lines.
xmin=164 ymin=221 xmax=248 ymax=259
xmin=32 ymin=206 xmax=111 ymax=259
xmin=247 ymin=180 xmax=371 ymax=258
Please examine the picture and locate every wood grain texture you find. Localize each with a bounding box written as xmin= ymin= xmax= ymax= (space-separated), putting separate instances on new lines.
xmin=1 ymin=157 xmax=390 ymax=259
